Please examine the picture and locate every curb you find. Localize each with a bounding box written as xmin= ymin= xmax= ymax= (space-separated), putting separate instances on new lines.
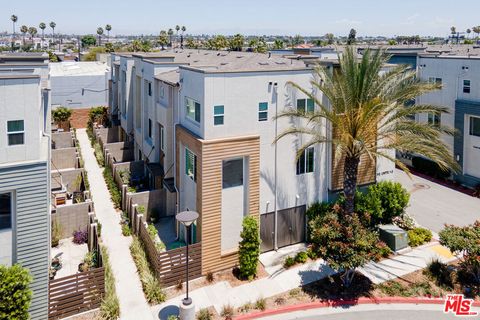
xmin=234 ymin=297 xmax=480 ymax=319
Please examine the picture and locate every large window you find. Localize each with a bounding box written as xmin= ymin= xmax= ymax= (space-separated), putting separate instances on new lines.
xmin=7 ymin=120 xmax=24 ymax=146
xmin=428 ymin=113 xmax=440 ymax=126
xmin=185 ymin=97 xmax=201 ymax=123
xmin=296 ymin=147 xmax=314 ymax=175
xmin=222 ymin=158 xmax=243 ymax=188
xmin=214 ymin=105 xmax=224 ymax=126
xmin=470 ymin=116 xmax=480 ymax=137
xmin=0 ymin=193 xmax=12 ymax=230
xmin=297 ymin=98 xmax=315 ymax=113
xmin=258 ymin=102 xmax=268 ymax=121
xmin=185 ymin=148 xmax=197 ymax=181
xmin=463 ymin=80 xmax=471 ymax=94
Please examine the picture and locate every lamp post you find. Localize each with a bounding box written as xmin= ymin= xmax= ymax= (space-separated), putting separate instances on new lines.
xmin=176 ymin=210 xmax=198 ymax=319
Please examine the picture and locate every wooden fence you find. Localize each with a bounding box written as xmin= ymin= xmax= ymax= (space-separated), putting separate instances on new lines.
xmin=138 ymin=220 xmax=202 ymax=287
xmin=48 ymin=214 xmax=104 ymax=319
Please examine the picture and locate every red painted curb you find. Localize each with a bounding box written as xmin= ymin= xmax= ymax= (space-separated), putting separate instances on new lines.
xmin=234 ymin=297 xmax=480 ymax=320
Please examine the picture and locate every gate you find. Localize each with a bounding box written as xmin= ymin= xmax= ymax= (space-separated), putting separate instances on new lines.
xmin=260 ymin=205 xmax=306 ymax=252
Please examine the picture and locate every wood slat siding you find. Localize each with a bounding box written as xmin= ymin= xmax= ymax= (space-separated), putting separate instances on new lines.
xmin=176 ymin=126 xmax=260 ymax=274
xmin=48 ymin=268 xmax=105 ymax=320
xmin=0 ymin=162 xmax=49 ymax=319
xmin=330 ymin=149 xmax=376 ymax=191
xmin=138 ymin=222 xmax=202 ymax=287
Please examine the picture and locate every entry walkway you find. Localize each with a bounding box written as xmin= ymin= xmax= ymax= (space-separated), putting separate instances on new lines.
xmin=151 ymin=241 xmax=457 ymax=319
xmin=76 ymin=129 xmax=153 ymax=320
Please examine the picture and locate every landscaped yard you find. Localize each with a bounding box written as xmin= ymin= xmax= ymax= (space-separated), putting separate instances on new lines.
xmin=50 ymin=237 xmax=88 ymax=279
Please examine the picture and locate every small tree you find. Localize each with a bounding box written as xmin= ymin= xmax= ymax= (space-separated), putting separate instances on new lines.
xmin=238 ymin=215 xmax=261 ymax=280
xmin=52 ymin=106 xmax=72 ymax=128
xmin=439 ymin=221 xmax=480 ymax=285
xmin=310 ymin=208 xmax=381 ymax=287
xmin=0 ymin=264 xmax=33 ymax=319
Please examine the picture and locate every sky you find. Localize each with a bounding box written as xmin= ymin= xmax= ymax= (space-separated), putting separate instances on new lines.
xmin=2 ymin=0 xmax=479 ymax=37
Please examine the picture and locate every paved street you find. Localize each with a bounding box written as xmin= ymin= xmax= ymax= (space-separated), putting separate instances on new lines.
xmin=395 ymin=169 xmax=480 ymax=232
xmin=259 ymin=303 xmax=477 ymax=320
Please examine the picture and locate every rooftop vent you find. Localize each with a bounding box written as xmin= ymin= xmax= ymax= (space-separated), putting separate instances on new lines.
xmin=236 ymin=56 xmax=243 ymax=59
xmin=275 ymin=61 xmax=286 ymax=65
xmin=220 ymin=62 xmax=228 ymax=65
xmin=258 ymin=62 xmax=269 ymax=66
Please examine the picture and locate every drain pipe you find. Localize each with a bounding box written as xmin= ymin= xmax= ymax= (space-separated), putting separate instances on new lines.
xmin=273 ymin=82 xmax=279 ymax=251
xmin=42 ymin=88 xmax=52 ymax=294
xmin=174 ymin=81 xmax=182 ymax=239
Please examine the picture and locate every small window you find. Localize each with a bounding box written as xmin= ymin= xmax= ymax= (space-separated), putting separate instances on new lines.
xmin=463 ymin=80 xmax=471 ymax=94
xmin=222 ymin=158 xmax=243 ymax=188
xmin=214 ymin=105 xmax=224 ymax=126
xmin=0 ymin=193 xmax=12 ymax=230
xmin=148 ymin=82 xmax=152 ymax=96
xmin=296 ymin=147 xmax=314 ymax=175
xmin=123 ymin=71 xmax=126 ymax=83
xmin=7 ymin=120 xmax=24 ymax=146
xmin=428 ymin=113 xmax=440 ymax=126
xmin=185 ymin=148 xmax=197 ymax=181
xmin=148 ymin=119 xmax=152 ymax=138
xmin=428 ymin=77 xmax=442 ymax=85
xmin=159 ymin=85 xmax=165 ymax=98
xmin=297 ymin=98 xmax=315 ymax=113
xmin=160 ymin=125 xmax=165 ymax=151
xmin=258 ymin=102 xmax=268 ymax=121
xmin=185 ymin=97 xmax=201 ymax=123
xmin=470 ymin=116 xmax=480 ymax=137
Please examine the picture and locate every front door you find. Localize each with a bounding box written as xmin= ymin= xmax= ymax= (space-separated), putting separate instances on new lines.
xmin=464 ymin=115 xmax=480 ymax=179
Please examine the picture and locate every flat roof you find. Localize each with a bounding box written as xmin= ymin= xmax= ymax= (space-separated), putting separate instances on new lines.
xmin=0 ymin=74 xmax=40 ymax=80
xmin=49 ymin=61 xmax=110 ymax=77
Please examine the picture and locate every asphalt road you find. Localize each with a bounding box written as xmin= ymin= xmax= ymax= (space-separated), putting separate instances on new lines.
xmin=297 ymin=310 xmax=458 ymax=320
xmin=395 ymin=169 xmax=480 ymax=233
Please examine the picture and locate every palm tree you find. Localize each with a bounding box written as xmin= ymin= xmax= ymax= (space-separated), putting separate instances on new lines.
xmin=466 ymin=28 xmax=472 ymax=38
xmin=28 ymin=27 xmax=37 ymax=45
xmin=105 ymin=24 xmax=112 ymax=40
xmin=39 ymin=22 xmax=46 ymax=40
xmin=97 ymin=27 xmax=104 ymax=46
xmin=167 ymin=28 xmax=174 ymax=47
xmin=20 ymin=25 xmax=28 ymax=46
xmin=158 ymin=30 xmax=168 ymax=50
xmin=473 ymin=26 xmax=480 ymax=39
xmin=273 ymin=39 xmax=284 ymax=50
xmin=10 ymin=14 xmax=18 ymax=51
xmin=50 ymin=21 xmax=56 ymax=48
xmin=181 ymin=26 xmax=186 ymax=35
xmin=275 ymin=47 xmax=458 ymax=214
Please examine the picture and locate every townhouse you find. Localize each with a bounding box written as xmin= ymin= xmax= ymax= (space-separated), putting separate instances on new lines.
xmin=109 ymin=50 xmax=394 ymax=273
xmin=0 ymin=53 xmax=51 ymax=319
xmin=416 ymin=53 xmax=480 ymax=187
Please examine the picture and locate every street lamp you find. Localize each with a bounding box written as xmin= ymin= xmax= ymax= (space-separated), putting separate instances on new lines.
xmin=176 ymin=210 xmax=198 ymax=308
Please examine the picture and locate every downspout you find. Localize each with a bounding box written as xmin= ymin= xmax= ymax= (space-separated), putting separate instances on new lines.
xmin=273 ymin=82 xmax=278 ymax=250
xmin=174 ymin=81 xmax=181 ymax=239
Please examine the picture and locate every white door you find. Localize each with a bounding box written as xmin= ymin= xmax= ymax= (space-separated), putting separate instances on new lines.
xmin=464 ymin=115 xmax=480 ymax=179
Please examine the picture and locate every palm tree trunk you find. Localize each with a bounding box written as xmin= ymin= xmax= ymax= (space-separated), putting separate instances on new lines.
xmin=343 ymin=156 xmax=360 ymax=214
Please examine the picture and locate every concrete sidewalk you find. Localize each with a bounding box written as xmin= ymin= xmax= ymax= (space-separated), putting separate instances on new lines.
xmin=151 ymin=241 xmax=457 ymax=319
xmin=77 ymin=129 xmax=153 ymax=320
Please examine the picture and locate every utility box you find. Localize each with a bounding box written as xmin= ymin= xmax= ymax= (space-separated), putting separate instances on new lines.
xmin=378 ymin=224 xmax=409 ymax=252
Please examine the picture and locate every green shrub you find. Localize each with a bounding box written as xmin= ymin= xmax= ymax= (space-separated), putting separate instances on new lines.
xmin=96 ymin=221 xmax=102 ymax=237
xmin=255 ymin=297 xmax=266 ymax=311
xmin=94 ymin=142 xmax=105 ymax=167
xmin=425 ymin=259 xmax=453 ymax=288
xmin=220 ymin=304 xmax=234 ymax=319
xmin=294 ymin=251 xmax=308 ymax=264
xmin=196 ymin=308 xmax=212 ymax=320
xmin=306 ymin=247 xmax=318 ymax=260
xmin=306 ymin=202 xmax=333 ymax=221
xmin=130 ymin=237 xmax=166 ymax=304
xmin=137 ymin=205 xmax=146 ymax=214
xmin=408 ymin=228 xmax=432 ymax=247
xmin=118 ymin=169 xmax=131 ymax=185
xmin=376 ymin=281 xmax=409 ymax=296
xmin=357 ymin=181 xmax=410 ymax=225
xmin=0 ymin=264 xmax=32 ymax=319
xmin=103 ymin=167 xmax=122 ymax=208
xmin=376 ymin=241 xmax=393 ymax=258
xmin=88 ymin=106 xmax=109 ymax=126
xmin=100 ymin=246 xmax=120 ymax=320
xmin=283 ymin=256 xmax=295 ymax=269
xmin=52 ymin=106 xmax=72 ymax=124
xmin=238 ymin=216 xmax=261 ymax=280
xmin=167 ymin=315 xmax=179 ymax=320
xmin=289 ymin=288 xmax=301 ymax=297
xmin=51 ymin=219 xmax=62 ymax=247
xmin=237 ymin=302 xmax=252 ymax=313
xmin=122 ymin=224 xmax=131 ymax=236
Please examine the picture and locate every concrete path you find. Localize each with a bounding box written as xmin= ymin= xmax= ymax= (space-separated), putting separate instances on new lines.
xmin=77 ymin=129 xmax=153 ymax=320
xmin=395 ymin=169 xmax=480 ymax=232
xmin=151 ymin=240 xmax=458 ymax=319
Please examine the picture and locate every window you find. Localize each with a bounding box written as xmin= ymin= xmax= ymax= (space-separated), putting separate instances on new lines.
xmin=185 ymin=148 xmax=197 ymax=181
xmin=463 ymin=80 xmax=471 ymax=94
xmin=222 ymin=158 xmax=243 ymax=188
xmin=258 ymin=102 xmax=268 ymax=121
xmin=160 ymin=125 xmax=165 ymax=151
xmin=0 ymin=193 xmax=12 ymax=230
xmin=159 ymin=85 xmax=165 ymax=98
xmin=148 ymin=119 xmax=152 ymax=139
xmin=428 ymin=113 xmax=440 ymax=126
xmin=122 ymin=71 xmax=126 ymax=83
xmin=297 ymin=98 xmax=315 ymax=113
xmin=428 ymin=77 xmax=442 ymax=85
xmin=296 ymin=147 xmax=314 ymax=175
xmin=214 ymin=105 xmax=224 ymax=125
xmin=7 ymin=120 xmax=24 ymax=146
xmin=185 ymin=97 xmax=201 ymax=123
xmin=470 ymin=116 xmax=480 ymax=137
xmin=148 ymin=82 xmax=152 ymax=96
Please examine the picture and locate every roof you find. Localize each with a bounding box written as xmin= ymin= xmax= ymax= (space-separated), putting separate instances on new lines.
xmin=155 ymin=70 xmax=180 ymax=85
xmin=49 ymin=61 xmax=110 ymax=77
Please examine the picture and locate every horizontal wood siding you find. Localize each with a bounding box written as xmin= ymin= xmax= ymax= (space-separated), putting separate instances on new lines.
xmin=176 ymin=126 xmax=260 ymax=274
xmin=331 ymin=148 xmax=376 ymax=191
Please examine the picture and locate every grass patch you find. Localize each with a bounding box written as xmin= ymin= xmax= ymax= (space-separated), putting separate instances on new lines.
xmin=103 ymin=166 xmax=122 ymax=209
xmin=100 ymin=246 xmax=120 ymax=320
xmin=94 ymin=141 xmax=105 ymax=167
xmin=130 ymin=236 xmax=166 ymax=304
